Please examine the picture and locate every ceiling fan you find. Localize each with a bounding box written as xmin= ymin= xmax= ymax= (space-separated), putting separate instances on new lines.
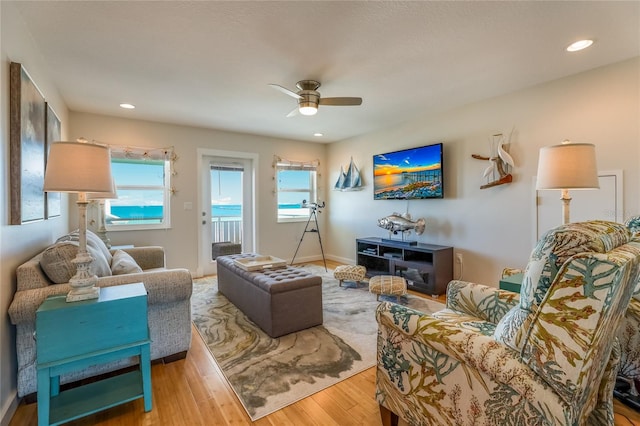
xmin=269 ymin=80 xmax=362 ymax=117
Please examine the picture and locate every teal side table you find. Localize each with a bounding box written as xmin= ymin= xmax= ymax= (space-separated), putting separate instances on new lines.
xmin=499 ymin=272 xmax=523 ymax=293
xmin=36 ymin=283 xmax=152 ymax=426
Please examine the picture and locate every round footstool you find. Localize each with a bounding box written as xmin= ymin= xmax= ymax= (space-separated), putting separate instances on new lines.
xmin=334 ymin=265 xmax=367 ymax=287
xmin=369 ymin=275 xmax=407 ymax=302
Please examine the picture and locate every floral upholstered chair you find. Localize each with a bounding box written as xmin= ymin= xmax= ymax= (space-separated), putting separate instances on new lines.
xmin=376 ymin=221 xmax=640 ymax=426
xmin=616 ymin=215 xmax=640 ymax=405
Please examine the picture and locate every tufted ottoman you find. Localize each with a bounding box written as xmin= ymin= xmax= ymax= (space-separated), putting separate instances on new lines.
xmin=216 ymin=254 xmax=323 ymax=337
xmin=369 ymin=275 xmax=407 ymax=303
xmin=334 ymin=265 xmax=367 ymax=287
xmin=212 ymin=241 xmax=241 ymax=259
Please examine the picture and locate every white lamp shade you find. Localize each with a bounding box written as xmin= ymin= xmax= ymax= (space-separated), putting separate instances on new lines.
xmin=87 ymin=178 xmax=118 ymax=200
xmin=44 ymin=141 xmax=113 ymax=193
xmin=536 ymin=143 xmax=599 ymax=190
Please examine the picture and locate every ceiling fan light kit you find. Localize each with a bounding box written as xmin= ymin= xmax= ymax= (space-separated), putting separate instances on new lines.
xmin=299 ymin=104 xmax=318 ymax=116
xmin=270 ymin=79 xmax=362 ymax=117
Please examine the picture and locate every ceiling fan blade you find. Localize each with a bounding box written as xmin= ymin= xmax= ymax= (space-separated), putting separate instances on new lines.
xmin=269 ymin=83 xmax=302 ymax=99
xmin=319 ymin=97 xmax=363 ymax=106
xmin=286 ymin=107 xmax=299 ymax=118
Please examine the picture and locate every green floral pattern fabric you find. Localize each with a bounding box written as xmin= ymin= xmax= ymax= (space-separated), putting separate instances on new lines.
xmin=495 ymin=221 xmax=632 ymax=352
xmin=617 ymin=298 xmax=640 ymax=394
xmin=432 ymin=280 xmax=519 ymax=336
xmin=616 ymin=215 xmax=640 ymax=397
xmin=376 ymin=221 xmax=640 ymax=426
xmin=626 ymin=215 xmax=640 ymax=235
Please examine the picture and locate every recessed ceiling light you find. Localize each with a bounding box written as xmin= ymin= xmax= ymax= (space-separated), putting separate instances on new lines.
xmin=119 ymin=103 xmax=135 ymax=109
xmin=313 ymin=133 xmax=324 ymax=137
xmin=566 ymin=39 xmax=594 ymax=52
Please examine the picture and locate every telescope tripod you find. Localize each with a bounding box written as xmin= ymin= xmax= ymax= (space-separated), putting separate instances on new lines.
xmin=291 ymin=207 xmax=327 ymax=271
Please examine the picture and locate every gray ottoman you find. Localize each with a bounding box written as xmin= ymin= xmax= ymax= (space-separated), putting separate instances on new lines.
xmin=212 ymin=241 xmax=241 ymax=259
xmin=216 ymin=254 xmax=323 ymax=337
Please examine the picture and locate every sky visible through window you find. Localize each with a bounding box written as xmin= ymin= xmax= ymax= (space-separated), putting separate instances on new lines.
xmin=210 ymin=169 xmax=311 ymax=206
xmin=109 ymin=162 xmax=313 ymax=221
xmin=111 ymin=161 xmax=164 ymax=207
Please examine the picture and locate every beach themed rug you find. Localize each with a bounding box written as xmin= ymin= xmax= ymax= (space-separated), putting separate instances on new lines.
xmin=191 ymin=264 xmax=445 ymax=420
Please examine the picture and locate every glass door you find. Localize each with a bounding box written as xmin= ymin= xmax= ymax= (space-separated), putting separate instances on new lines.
xmin=199 ymin=154 xmax=255 ymax=276
xmin=210 ymin=163 xmax=244 ymax=252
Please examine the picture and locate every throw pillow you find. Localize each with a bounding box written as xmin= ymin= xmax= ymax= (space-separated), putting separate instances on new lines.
xmin=40 ymin=241 xmax=113 ymax=284
xmin=111 ymin=250 xmax=143 ymax=275
xmin=57 ymin=229 xmax=113 ymax=265
xmin=40 ymin=242 xmax=78 ymax=284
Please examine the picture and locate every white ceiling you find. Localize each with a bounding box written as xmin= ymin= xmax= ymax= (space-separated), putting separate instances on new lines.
xmin=11 ymin=1 xmax=640 ymax=143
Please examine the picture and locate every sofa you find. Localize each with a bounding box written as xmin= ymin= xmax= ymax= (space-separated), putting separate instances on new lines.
xmin=8 ymin=230 xmax=193 ymax=398
xmin=376 ymin=220 xmax=640 ymax=425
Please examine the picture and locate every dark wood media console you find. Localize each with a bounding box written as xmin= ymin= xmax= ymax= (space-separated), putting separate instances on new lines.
xmin=356 ymin=237 xmax=453 ymax=296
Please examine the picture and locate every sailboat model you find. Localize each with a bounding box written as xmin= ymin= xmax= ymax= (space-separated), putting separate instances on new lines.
xmin=334 ymin=166 xmax=346 ymax=191
xmin=334 ymin=157 xmax=363 ymax=191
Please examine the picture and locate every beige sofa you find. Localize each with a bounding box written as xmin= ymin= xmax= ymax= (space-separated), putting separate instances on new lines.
xmin=8 ymin=231 xmax=193 ymax=398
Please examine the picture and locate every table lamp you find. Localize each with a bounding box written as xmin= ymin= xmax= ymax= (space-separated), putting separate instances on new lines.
xmin=88 ymin=179 xmax=118 ymax=249
xmin=536 ymin=140 xmax=599 ymax=225
xmin=44 ymin=141 xmax=113 ymax=302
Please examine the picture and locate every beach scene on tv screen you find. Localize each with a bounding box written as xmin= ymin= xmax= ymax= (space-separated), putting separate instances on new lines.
xmin=373 ymin=144 xmax=443 ymax=199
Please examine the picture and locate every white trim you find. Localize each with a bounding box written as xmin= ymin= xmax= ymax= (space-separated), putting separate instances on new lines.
xmin=1 ymin=391 xmax=19 ymax=426
xmin=106 ymin=158 xmax=172 ymax=231
xmin=197 ymin=148 xmax=259 ymax=275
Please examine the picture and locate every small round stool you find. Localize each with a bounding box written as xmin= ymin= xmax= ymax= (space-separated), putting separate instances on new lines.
xmin=369 ymin=275 xmax=407 ymax=302
xmin=334 ymin=265 xmax=367 ymax=287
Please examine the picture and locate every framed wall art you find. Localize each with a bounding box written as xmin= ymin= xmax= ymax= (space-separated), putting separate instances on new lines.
xmin=45 ymin=103 xmax=61 ymax=219
xmin=9 ymin=62 xmax=46 ymax=225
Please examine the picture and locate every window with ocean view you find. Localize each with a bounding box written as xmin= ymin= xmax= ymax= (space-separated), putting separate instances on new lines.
xmin=276 ymin=159 xmax=317 ymax=222
xmin=106 ymin=158 xmax=171 ymax=230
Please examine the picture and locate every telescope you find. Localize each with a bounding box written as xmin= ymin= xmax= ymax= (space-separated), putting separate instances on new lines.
xmin=292 ymin=200 xmax=327 ymax=271
xmin=302 ymin=200 xmax=325 ymax=211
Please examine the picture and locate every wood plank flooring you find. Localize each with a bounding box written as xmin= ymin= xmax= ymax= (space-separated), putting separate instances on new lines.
xmin=9 ymin=260 xmax=640 ymax=425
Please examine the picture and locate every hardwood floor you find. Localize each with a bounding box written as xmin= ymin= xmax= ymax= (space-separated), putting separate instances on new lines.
xmin=9 ymin=260 xmax=640 ymax=425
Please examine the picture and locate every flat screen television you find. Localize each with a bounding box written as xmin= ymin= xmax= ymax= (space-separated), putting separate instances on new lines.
xmin=373 ymin=142 xmax=444 ymax=200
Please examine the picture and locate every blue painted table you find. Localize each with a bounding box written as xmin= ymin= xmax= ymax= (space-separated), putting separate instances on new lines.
xmin=36 ymin=283 xmax=152 ymax=426
xmin=499 ymin=272 xmax=523 ymax=293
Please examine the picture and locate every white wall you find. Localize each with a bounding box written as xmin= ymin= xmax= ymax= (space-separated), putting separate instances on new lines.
xmin=0 ymin=3 xmax=70 ymax=423
xmin=69 ymin=112 xmax=328 ymax=272
xmin=326 ymin=58 xmax=640 ymax=285
xmin=1 ymin=3 xmax=638 ymax=422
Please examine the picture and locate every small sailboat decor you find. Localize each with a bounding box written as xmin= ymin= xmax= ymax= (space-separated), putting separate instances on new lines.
xmin=334 ymin=157 xmax=363 ymax=191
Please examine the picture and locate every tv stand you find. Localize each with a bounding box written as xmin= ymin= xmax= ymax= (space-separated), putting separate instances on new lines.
xmin=356 ymin=237 xmax=453 ymax=296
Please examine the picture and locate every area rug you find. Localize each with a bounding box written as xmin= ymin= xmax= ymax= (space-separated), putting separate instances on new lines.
xmin=191 ymin=265 xmax=445 ymax=420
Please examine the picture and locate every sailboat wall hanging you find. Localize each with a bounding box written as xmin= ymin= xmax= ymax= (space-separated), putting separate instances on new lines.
xmin=334 ymin=157 xmax=363 ymax=191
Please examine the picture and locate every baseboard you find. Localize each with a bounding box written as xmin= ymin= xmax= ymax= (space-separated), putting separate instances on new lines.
xmin=1 ymin=391 xmax=19 ymax=426
xmin=326 ymin=254 xmax=354 ymax=265
xmin=288 ymin=254 xmax=324 ymax=265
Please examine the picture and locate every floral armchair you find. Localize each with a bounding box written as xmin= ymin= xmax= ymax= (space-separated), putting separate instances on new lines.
xmin=376 ymin=221 xmax=640 ymax=426
xmin=615 ymin=215 xmax=640 ymax=407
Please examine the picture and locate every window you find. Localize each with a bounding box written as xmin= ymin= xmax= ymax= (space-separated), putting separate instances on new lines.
xmin=275 ymin=159 xmax=318 ymax=222
xmin=106 ymin=157 xmax=172 ymax=230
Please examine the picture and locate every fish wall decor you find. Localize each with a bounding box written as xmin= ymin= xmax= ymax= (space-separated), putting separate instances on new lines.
xmin=377 ymin=212 xmax=426 ymax=235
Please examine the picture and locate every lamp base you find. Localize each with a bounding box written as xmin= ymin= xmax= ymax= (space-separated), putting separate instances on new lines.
xmin=66 ymin=286 xmax=100 ymax=302
xmin=95 ymin=227 xmax=112 ymax=249
xmin=66 ymin=251 xmax=100 ymax=302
